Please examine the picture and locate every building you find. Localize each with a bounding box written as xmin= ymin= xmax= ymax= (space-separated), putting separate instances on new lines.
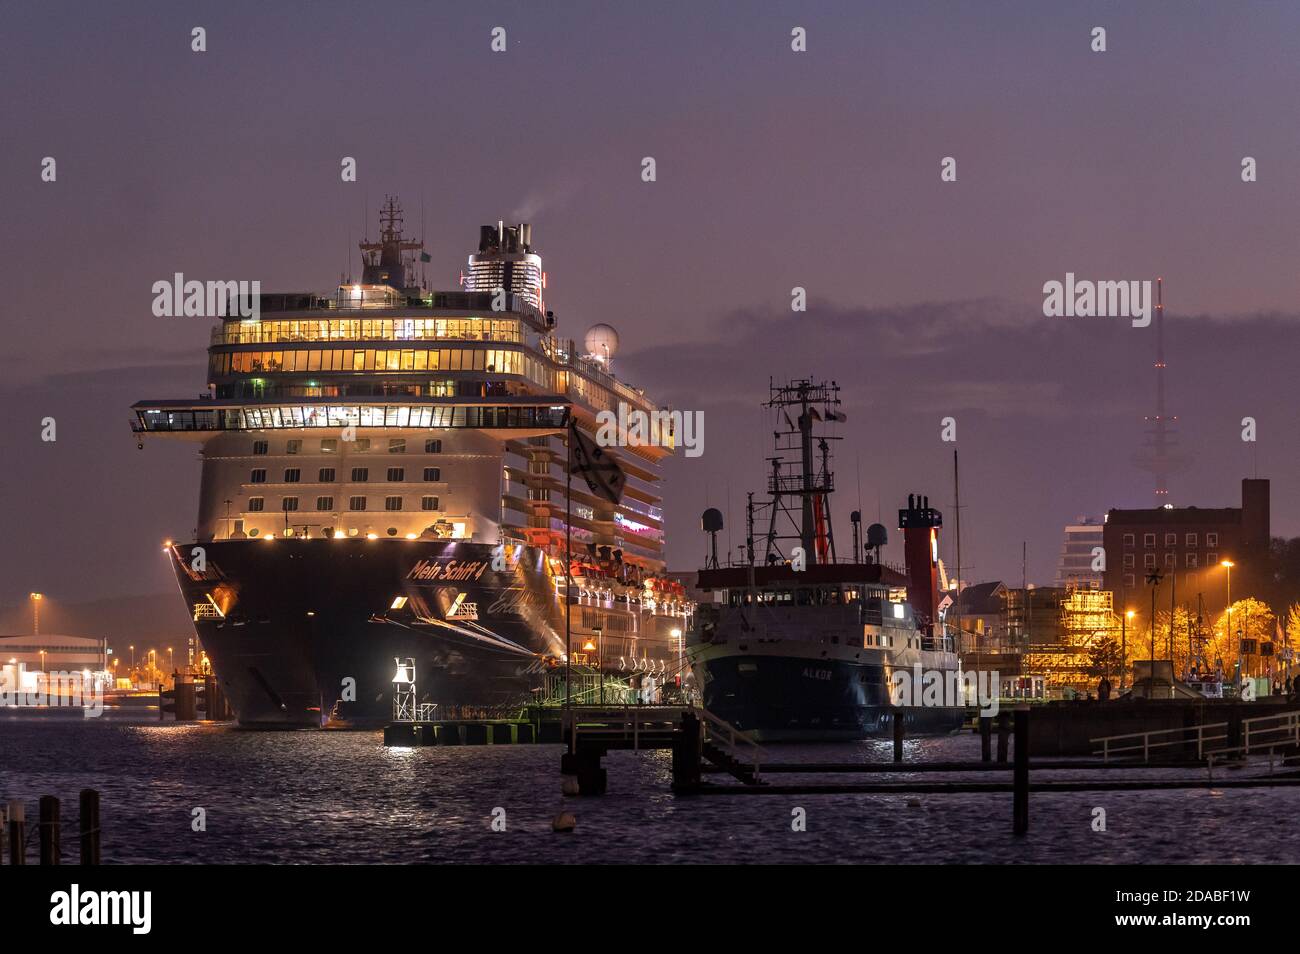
xmin=1102 ymin=478 xmax=1269 ymax=614
xmin=1055 ymin=517 xmax=1104 ymax=588
xmin=0 ymin=634 xmax=110 ymax=693
xmin=949 ymin=581 xmax=1009 ymax=650
xmin=1005 ymin=585 xmax=1069 ymax=649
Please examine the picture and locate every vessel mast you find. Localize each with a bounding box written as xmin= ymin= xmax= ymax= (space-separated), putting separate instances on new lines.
xmin=760 ymin=379 xmax=842 ymax=566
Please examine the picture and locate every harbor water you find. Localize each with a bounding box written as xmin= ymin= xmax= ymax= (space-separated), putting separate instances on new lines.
xmin=2 ymin=710 xmax=1296 ymax=864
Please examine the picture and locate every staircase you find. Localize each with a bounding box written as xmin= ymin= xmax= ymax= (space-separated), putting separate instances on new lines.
xmin=702 ymin=739 xmax=766 ymax=785
xmin=696 ymin=707 xmax=768 ymax=786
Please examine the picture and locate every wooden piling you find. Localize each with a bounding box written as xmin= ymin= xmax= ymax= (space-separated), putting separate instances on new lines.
xmin=174 ymin=679 xmax=198 ymax=721
xmin=7 ymin=800 xmax=24 ymax=865
xmin=892 ymin=709 xmax=905 ymax=763
xmin=1013 ymin=706 xmax=1029 ymax=835
xmin=38 ymin=795 xmax=59 ymax=865
xmin=80 ymin=789 xmax=100 ymax=865
xmin=671 ymin=711 xmax=703 ymax=793
xmin=996 ymin=711 xmax=1010 ymax=764
xmin=980 ymin=716 xmax=992 ymax=762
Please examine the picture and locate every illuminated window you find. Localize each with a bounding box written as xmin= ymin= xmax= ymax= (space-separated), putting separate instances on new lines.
xmin=421 ymin=496 xmax=439 ymax=511
xmin=423 ymin=467 xmax=441 ymax=482
xmin=385 ymin=496 xmax=403 ymax=512
xmin=316 ymin=496 xmax=334 ymax=511
xmin=351 ymin=468 xmax=369 ymax=482
xmin=348 ymin=496 xmax=366 ymax=511
xmin=387 ymin=468 xmax=405 ymax=482
xmin=284 ymin=468 xmax=301 ymax=483
xmin=250 ymin=469 xmax=267 ymax=484
xmin=282 ymin=497 xmax=299 ymax=512
xmin=318 ymin=468 xmax=335 ymax=482
xmin=321 ymin=439 xmax=337 ymax=454
xmin=248 ymin=497 xmax=265 ymax=512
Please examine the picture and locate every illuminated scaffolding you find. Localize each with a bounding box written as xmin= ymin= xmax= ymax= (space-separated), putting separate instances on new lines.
xmin=1022 ymin=586 xmax=1120 ymax=692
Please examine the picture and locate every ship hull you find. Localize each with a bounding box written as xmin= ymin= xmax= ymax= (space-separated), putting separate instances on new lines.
xmin=689 ymin=640 xmax=967 ymax=742
xmin=169 ymin=539 xmax=596 ymax=728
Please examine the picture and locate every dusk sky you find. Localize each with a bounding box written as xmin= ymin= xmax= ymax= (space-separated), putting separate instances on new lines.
xmin=4 ymin=1 xmax=1300 ymax=612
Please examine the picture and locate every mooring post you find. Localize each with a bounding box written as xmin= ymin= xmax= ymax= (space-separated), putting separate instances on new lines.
xmin=7 ymin=800 xmax=25 ymax=865
xmin=996 ymin=711 xmax=1010 ymax=764
xmin=1013 ymin=705 xmax=1029 ymax=835
xmin=980 ymin=716 xmax=992 ymax=762
xmin=80 ymin=789 xmax=100 ymax=865
xmin=38 ymin=795 xmax=60 ymax=865
xmin=893 ymin=709 xmax=905 ymax=763
xmin=672 ymin=711 xmax=703 ymax=793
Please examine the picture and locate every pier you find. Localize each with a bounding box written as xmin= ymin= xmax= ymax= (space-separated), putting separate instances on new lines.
xmin=545 ymin=704 xmax=1300 ymax=836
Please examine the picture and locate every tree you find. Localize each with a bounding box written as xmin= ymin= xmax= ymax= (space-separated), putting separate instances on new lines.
xmin=1208 ymin=598 xmax=1276 ymax=676
xmin=1087 ymin=636 xmax=1123 ymax=679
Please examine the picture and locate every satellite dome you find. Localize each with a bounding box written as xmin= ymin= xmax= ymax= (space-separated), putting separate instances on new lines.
xmin=584 ymin=323 xmax=619 ymax=362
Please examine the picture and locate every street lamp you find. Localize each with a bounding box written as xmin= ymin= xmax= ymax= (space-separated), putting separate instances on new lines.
xmin=1121 ymin=610 xmax=1135 ymax=692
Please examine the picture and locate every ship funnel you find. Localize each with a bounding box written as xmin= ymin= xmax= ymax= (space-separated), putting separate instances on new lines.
xmin=898 ymin=494 xmax=943 ymax=637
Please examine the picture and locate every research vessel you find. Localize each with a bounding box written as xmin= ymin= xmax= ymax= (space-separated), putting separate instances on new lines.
xmin=687 ymin=379 xmax=967 ymax=741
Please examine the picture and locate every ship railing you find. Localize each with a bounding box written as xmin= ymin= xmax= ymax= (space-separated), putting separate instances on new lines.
xmin=1091 ymin=722 xmax=1228 ymax=763
xmin=693 ymin=705 xmax=768 ymax=779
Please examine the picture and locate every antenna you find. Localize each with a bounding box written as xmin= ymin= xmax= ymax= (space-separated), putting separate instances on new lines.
xmin=1134 ymin=277 xmax=1190 ymax=501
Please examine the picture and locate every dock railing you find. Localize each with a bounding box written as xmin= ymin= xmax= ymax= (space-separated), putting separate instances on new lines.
xmin=1199 ymin=709 xmax=1300 ymax=761
xmin=695 ymin=706 xmax=768 ymax=780
xmin=564 ymin=705 xmax=686 ymax=751
xmin=1091 ymin=722 xmax=1228 ymax=763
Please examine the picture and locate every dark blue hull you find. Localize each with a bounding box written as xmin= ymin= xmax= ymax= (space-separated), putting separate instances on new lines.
xmin=693 ymin=649 xmax=966 ymax=742
xmin=169 ymin=539 xmax=600 ymax=727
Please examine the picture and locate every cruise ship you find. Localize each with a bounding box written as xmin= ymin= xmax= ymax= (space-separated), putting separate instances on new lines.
xmin=133 ymin=199 xmax=690 ymax=727
xmin=687 ymin=380 xmax=966 ymax=741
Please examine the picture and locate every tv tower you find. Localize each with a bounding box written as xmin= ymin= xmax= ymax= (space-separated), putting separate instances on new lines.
xmin=1133 ymin=278 xmax=1191 ymax=501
